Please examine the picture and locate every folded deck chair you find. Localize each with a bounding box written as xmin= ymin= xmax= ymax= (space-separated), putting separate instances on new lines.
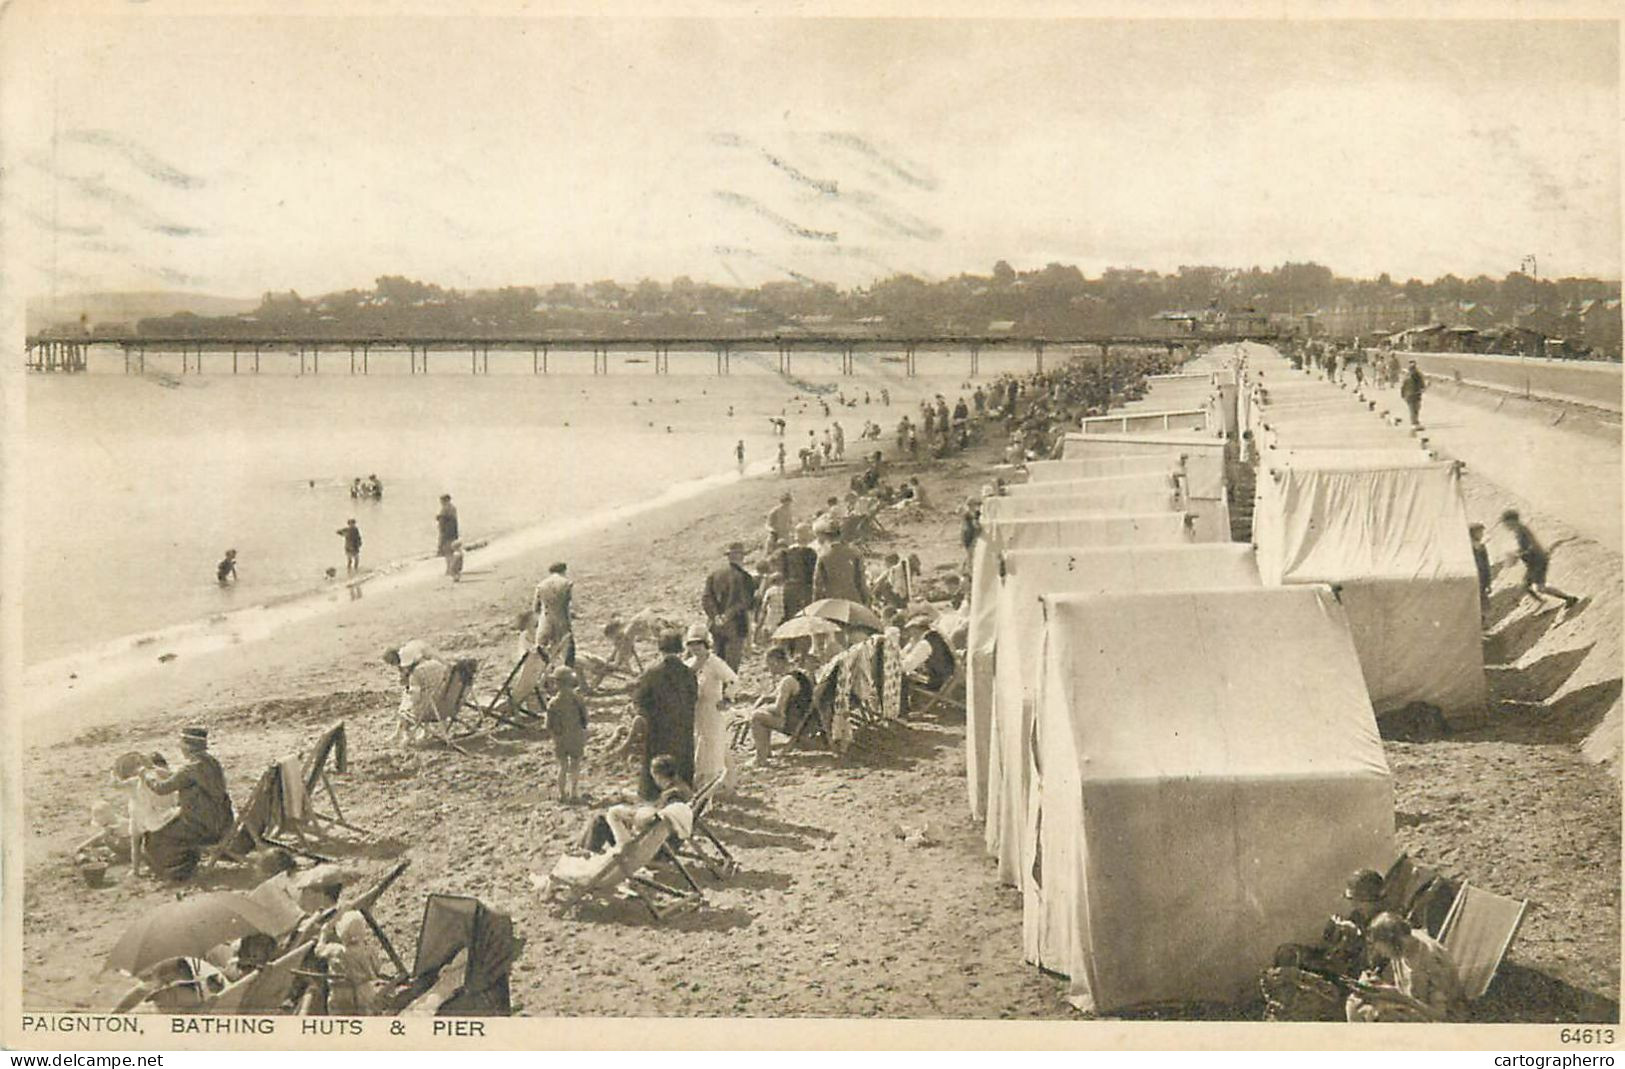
xmin=676 ymin=772 xmax=740 ymax=879
xmin=544 ymin=811 xmax=703 ymax=922
xmin=1438 ymin=884 xmax=1528 ymax=1002
xmin=208 ymin=939 xmax=315 ymax=1014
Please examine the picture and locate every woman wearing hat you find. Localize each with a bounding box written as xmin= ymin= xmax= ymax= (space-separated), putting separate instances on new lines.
xmin=139 ymin=728 xmax=234 ymax=881
xmin=684 ymin=622 xmax=737 ymax=789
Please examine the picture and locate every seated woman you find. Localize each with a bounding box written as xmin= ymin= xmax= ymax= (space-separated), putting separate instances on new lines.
xmin=1344 ymin=912 xmax=1465 ymax=1023
xmin=139 ymin=728 xmax=234 ymax=882
xmin=574 ymin=755 xmax=693 ymax=855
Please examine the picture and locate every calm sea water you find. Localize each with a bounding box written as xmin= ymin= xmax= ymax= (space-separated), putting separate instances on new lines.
xmin=22 ymin=345 xmax=1039 ymax=664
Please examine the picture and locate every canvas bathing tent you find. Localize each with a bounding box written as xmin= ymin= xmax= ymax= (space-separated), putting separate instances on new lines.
xmin=1253 ymin=460 xmax=1488 ymax=720
xmin=1025 ymin=454 xmax=1182 ymax=483
xmin=1060 ymin=434 xmax=1231 ymax=543
xmin=985 ymin=544 xmax=1262 ymax=887
xmin=981 ymin=494 xmax=1179 ymax=524
xmin=964 ymin=511 xmax=1194 ymax=819
xmin=1030 ymin=586 xmax=1394 ymax=1013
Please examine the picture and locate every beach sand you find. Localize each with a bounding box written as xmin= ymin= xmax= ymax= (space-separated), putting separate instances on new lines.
xmin=16 ymin=383 xmax=1620 ymax=1022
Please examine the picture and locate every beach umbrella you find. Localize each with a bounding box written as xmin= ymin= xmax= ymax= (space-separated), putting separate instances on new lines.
xmin=105 ymin=891 xmax=300 ymax=976
xmin=802 ymin=598 xmax=885 ymax=632
xmin=772 ymin=616 xmax=843 ymax=642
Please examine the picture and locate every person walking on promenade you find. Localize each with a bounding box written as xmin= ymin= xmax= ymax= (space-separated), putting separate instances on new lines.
xmin=435 ymin=494 xmax=459 ymax=572
xmin=1499 ymin=509 xmax=1581 ymax=615
xmin=702 ymin=541 xmax=758 ymax=669
xmin=631 ymin=629 xmax=699 ymax=799
xmin=1400 ymin=361 xmax=1426 ymax=427
xmin=336 ymin=519 xmax=363 ymax=574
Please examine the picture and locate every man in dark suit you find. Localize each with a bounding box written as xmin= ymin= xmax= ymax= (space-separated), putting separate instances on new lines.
xmin=631 ymin=629 xmax=699 ymax=800
xmin=702 ymin=541 xmax=757 ymax=669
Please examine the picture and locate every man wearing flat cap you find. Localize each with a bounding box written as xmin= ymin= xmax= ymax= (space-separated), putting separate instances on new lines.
xmin=701 ymin=541 xmax=757 ymax=670
xmin=139 ymin=727 xmax=235 ymax=881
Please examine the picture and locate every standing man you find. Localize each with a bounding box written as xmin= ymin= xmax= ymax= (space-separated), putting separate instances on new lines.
xmin=702 ymin=541 xmax=758 ymax=669
xmin=779 ymin=523 xmax=818 ymax=623
xmin=812 ymin=519 xmax=868 ymax=605
xmin=435 ymin=494 xmax=459 ymax=572
xmin=765 ymin=492 xmax=794 ymax=549
xmin=533 ymin=561 xmax=576 ymax=666
xmin=1399 ymin=361 xmax=1426 ymax=427
xmin=336 ymin=519 xmax=363 ymax=575
xmin=631 ymin=629 xmax=699 ymax=799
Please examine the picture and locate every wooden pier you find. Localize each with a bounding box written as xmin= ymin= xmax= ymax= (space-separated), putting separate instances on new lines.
xmin=22 ymin=330 xmax=1277 ymax=377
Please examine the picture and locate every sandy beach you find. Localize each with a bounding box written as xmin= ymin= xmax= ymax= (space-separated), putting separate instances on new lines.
xmin=16 ymin=360 xmax=1621 ymax=1023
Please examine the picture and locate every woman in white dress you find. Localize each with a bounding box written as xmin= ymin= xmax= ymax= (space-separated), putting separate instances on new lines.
xmin=683 ymin=622 xmax=738 ymax=787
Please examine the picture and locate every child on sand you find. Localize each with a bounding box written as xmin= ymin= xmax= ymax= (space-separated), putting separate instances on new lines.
xmin=547 ymin=667 xmax=588 ymax=803
xmin=446 ymin=540 xmax=465 ymax=582
xmin=216 ymin=549 xmax=237 ymax=586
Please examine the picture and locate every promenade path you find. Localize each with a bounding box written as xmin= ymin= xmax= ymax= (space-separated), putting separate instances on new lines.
xmin=1380 ymin=382 xmax=1622 ymax=553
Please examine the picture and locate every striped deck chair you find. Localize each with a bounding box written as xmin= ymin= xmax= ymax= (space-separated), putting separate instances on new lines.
xmin=1439 ymin=884 xmax=1528 ymax=1002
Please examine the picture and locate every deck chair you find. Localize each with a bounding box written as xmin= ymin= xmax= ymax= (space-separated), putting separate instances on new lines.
xmin=544 ymin=814 xmax=704 ymax=922
xmin=469 ymin=651 xmax=548 ymax=732
xmin=343 ymin=859 xmax=413 ymax=978
xmin=207 ymin=766 xmax=333 ymax=869
xmin=1438 ymin=884 xmax=1528 ymax=1002
xmin=676 ymin=772 xmax=740 ymax=879
xmin=301 ymin=722 xmax=368 ymax=837
xmin=1381 ymin=853 xmax=1457 ymax=937
xmin=390 ymin=894 xmax=520 ymax=1016
xmin=207 ymin=940 xmax=315 ymax=1014
xmin=910 ymin=660 xmax=965 ymax=718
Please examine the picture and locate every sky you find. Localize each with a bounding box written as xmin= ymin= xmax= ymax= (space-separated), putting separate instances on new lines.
xmin=2 ymin=10 xmax=1619 ymax=300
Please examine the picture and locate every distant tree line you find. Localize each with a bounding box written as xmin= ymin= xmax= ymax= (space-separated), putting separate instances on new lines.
xmin=131 ymin=262 xmax=1621 ymax=341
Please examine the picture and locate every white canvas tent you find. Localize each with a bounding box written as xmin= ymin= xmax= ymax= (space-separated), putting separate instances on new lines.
xmin=964 ymin=511 xmax=1193 ymax=819
xmin=1057 ymin=435 xmax=1230 ymax=541
xmin=1025 ymin=455 xmax=1182 ymax=483
xmin=1253 ymin=460 xmax=1488 ymax=719
xmin=1029 ymin=586 xmax=1394 ymax=1013
xmin=982 ymin=493 xmax=1178 ymax=523
xmin=985 ymin=544 xmax=1262 ymax=886
xmin=1005 ymin=471 xmax=1178 ymax=498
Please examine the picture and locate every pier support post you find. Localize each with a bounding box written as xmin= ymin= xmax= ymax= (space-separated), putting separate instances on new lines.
xmin=471 ymin=344 xmax=477 ymax=375
xmin=364 ymin=344 xmax=370 ymax=375
xmin=968 ymin=343 xmax=979 ymax=377
xmin=313 ymin=345 xmax=319 ymax=375
xmin=123 ymin=345 xmax=131 ymax=374
xmin=532 ymin=345 xmax=539 ymax=375
xmin=139 ymin=345 xmax=146 ymax=374
xmin=1035 ymin=342 xmax=1045 ymax=375
xmin=233 ymin=347 xmax=239 ymax=374
xmin=543 ymin=345 xmax=549 ymax=374
xmin=253 ymin=345 xmax=260 ymax=374
xmin=349 ymin=346 xmax=355 ymax=375
xmin=905 ymin=344 xmax=917 ymax=377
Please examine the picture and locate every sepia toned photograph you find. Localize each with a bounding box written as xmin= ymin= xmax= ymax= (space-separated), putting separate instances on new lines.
xmin=1 ymin=2 xmax=1620 ymax=1051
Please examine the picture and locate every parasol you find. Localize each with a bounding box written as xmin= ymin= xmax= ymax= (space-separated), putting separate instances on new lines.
xmin=772 ymin=616 xmax=843 ymax=641
xmin=801 ymin=598 xmax=885 ymax=632
xmin=105 ymin=891 xmax=302 ymax=976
